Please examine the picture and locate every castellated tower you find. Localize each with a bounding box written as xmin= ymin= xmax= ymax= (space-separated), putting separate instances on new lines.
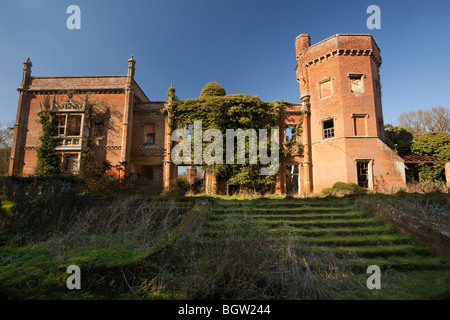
xmin=295 ymin=34 xmax=406 ymax=192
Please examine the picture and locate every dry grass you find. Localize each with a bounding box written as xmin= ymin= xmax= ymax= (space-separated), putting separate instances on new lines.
xmin=374 ymin=181 xmax=449 ymax=195
xmin=145 ymin=215 xmax=356 ymax=300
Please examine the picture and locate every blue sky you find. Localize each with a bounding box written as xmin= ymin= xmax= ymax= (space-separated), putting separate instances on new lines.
xmin=0 ymin=0 xmax=449 ymax=125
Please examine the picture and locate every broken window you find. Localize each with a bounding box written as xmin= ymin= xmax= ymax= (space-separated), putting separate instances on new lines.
xmin=349 ymin=74 xmax=364 ymax=94
xmin=323 ymin=119 xmax=335 ymax=139
xmin=286 ymin=164 xmax=300 ymax=195
xmin=67 ymin=115 xmax=82 ymax=136
xmin=187 ymin=124 xmax=194 ymax=141
xmin=56 ymin=115 xmax=66 ymax=136
xmin=144 ymin=124 xmax=156 ymax=145
xmin=356 ymin=160 xmax=370 ymax=188
xmin=61 ymin=153 xmax=80 ymax=174
xmin=55 ymin=114 xmax=82 ymax=136
xmin=285 ymin=125 xmax=295 ymax=142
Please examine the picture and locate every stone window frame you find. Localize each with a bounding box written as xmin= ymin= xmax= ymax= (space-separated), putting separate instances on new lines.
xmin=284 ymin=124 xmax=296 ymax=143
xmin=321 ymin=116 xmax=336 ymax=140
xmin=317 ymin=77 xmax=334 ymax=100
xmin=347 ymin=73 xmax=366 ymax=94
xmin=55 ymin=113 xmax=85 ymax=137
xmin=351 ymin=113 xmax=369 ymax=136
xmin=143 ymin=122 xmax=157 ymax=145
xmin=60 ymin=151 xmax=81 ymax=174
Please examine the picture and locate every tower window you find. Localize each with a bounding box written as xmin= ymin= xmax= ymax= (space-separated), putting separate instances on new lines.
xmin=348 ymin=73 xmax=365 ymax=94
xmin=318 ymin=78 xmax=333 ymax=99
xmin=323 ymin=119 xmax=335 ymax=139
xmin=351 ymin=114 xmax=368 ymax=136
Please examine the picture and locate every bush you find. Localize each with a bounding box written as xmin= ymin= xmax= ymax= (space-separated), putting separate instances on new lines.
xmin=162 ymin=177 xmax=190 ymax=197
xmin=199 ymin=82 xmax=226 ymax=97
xmin=0 ymin=175 xmax=93 ymax=239
xmin=322 ymin=182 xmax=367 ymax=197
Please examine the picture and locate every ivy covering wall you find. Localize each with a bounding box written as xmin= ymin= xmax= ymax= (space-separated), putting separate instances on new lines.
xmin=166 ymin=84 xmax=302 ymax=192
xmin=36 ymin=97 xmax=61 ymax=175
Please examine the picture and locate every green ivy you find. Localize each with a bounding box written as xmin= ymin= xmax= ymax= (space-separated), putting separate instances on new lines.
xmin=282 ymin=113 xmax=304 ymax=157
xmin=36 ymin=96 xmax=61 ymax=175
xmin=411 ymin=132 xmax=450 ymax=182
xmin=167 ymin=85 xmax=178 ymax=101
xmin=168 ymin=86 xmax=284 ymax=191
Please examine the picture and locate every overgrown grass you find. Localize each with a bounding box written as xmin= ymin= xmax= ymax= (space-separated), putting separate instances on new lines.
xmin=201 ymin=195 xmax=450 ymax=299
xmin=0 ymin=180 xmax=449 ymax=300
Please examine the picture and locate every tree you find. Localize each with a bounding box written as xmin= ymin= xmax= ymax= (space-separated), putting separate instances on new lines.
xmin=384 ymin=124 xmax=413 ymax=156
xmin=0 ymin=122 xmax=13 ymax=175
xmin=410 ymin=132 xmax=450 ymax=182
xmin=397 ymin=106 xmax=450 ymax=136
xmin=199 ymin=82 xmax=226 ymax=98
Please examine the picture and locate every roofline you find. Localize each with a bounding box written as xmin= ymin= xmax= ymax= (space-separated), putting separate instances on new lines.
xmin=131 ymin=80 xmax=151 ymax=103
xmin=31 ymin=75 xmax=127 ymax=79
xmin=25 ymin=76 xmax=151 ymax=103
xmin=307 ymin=33 xmax=381 ymax=53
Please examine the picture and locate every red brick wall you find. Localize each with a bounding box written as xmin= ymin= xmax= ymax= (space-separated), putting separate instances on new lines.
xmin=296 ymin=34 xmax=405 ymax=192
xmin=10 ymin=78 xmax=130 ymax=175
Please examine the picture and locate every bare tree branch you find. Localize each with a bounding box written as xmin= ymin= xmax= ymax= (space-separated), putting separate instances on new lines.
xmin=397 ymin=106 xmax=450 ymax=136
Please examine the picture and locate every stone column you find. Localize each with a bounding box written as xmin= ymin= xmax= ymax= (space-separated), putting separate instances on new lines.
xmin=120 ymin=56 xmax=136 ymax=173
xmin=205 ymin=172 xmax=218 ymax=195
xmin=9 ymin=58 xmax=33 ymax=175
xmin=163 ymin=98 xmax=174 ymax=190
xmin=301 ymin=103 xmax=312 ymax=193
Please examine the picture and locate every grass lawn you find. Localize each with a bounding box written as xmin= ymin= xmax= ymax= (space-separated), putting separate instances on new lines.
xmin=1 ymin=194 xmax=449 ymax=299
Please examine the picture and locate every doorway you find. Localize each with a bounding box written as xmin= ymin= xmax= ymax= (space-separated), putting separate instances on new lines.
xmin=356 ymin=160 xmax=372 ymax=189
xmin=286 ymin=164 xmax=301 ymax=195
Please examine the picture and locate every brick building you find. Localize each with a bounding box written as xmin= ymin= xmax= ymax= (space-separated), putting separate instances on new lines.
xmin=9 ymin=33 xmax=407 ymax=194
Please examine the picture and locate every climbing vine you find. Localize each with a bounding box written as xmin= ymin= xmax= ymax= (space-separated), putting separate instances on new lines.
xmin=282 ymin=113 xmax=304 ymax=157
xmin=36 ymin=96 xmax=61 ymax=175
xmin=167 ymin=85 xmax=178 ymax=102
xmin=167 ymin=84 xmax=281 ymax=191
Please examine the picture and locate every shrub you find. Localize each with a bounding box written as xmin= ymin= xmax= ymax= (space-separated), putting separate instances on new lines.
xmin=322 ymin=182 xmax=367 ymax=197
xmin=199 ymin=82 xmax=226 ymax=97
xmin=162 ymin=177 xmax=190 ymax=197
xmin=0 ymin=175 xmax=92 ymax=239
